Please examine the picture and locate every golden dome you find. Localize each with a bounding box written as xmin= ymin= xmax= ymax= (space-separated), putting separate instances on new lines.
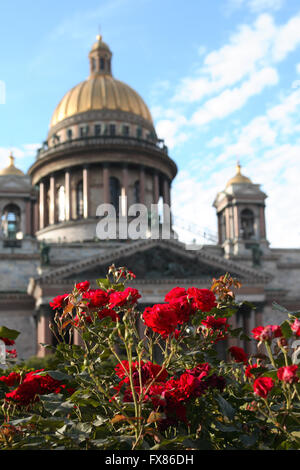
xmin=226 ymin=162 xmax=252 ymax=187
xmin=0 ymin=154 xmax=25 ymax=176
xmin=50 ymin=75 xmax=153 ymax=127
xmin=50 ymin=36 xmax=153 ymax=128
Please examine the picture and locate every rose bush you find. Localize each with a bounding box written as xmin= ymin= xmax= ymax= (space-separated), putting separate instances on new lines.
xmin=0 ymin=267 xmax=299 ymax=450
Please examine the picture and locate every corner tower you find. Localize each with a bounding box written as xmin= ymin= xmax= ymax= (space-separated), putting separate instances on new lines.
xmin=213 ymin=162 xmax=269 ymax=263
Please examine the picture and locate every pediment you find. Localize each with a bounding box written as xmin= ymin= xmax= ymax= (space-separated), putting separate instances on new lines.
xmin=32 ymin=239 xmax=273 ymax=288
xmin=0 ymin=177 xmax=31 ymax=192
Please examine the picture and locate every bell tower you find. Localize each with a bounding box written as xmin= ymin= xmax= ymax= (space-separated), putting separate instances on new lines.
xmin=213 ymin=162 xmax=269 ymax=264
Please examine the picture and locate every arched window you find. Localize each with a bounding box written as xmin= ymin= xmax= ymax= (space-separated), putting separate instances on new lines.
xmin=67 ymin=129 xmax=72 ymax=140
xmin=95 ymin=124 xmax=101 ymax=136
xmin=109 ymin=124 xmax=116 ymax=136
xmin=241 ymin=209 xmax=255 ymax=240
xmin=1 ymin=204 xmax=21 ymax=239
xmin=109 ymin=177 xmax=120 ymax=214
xmin=134 ymin=180 xmax=140 ymax=204
xmin=122 ymin=125 xmax=129 ymax=137
xmin=100 ymin=57 xmax=105 ymax=71
xmin=76 ymin=180 xmax=84 ymax=218
xmin=57 ymin=186 xmax=66 ymax=222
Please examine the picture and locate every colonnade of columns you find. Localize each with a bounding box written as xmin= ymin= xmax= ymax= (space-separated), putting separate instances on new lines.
xmin=38 ymin=164 xmax=171 ymax=231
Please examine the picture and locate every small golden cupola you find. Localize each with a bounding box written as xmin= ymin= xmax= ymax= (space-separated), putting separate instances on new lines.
xmin=226 ymin=161 xmax=252 ymax=187
xmin=89 ymin=34 xmax=112 ymax=76
xmin=0 ymin=153 xmax=25 ymax=176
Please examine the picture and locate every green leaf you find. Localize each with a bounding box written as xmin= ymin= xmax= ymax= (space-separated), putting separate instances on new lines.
xmin=41 ymin=393 xmax=74 ymax=416
xmin=216 ymin=395 xmax=236 ymax=420
xmin=239 ymin=433 xmax=258 ymax=448
xmin=272 ymin=302 xmax=290 ymax=314
xmin=96 ymin=278 xmax=111 ymax=289
xmin=0 ymin=326 xmax=20 ymax=340
xmin=280 ymin=320 xmax=293 ymax=339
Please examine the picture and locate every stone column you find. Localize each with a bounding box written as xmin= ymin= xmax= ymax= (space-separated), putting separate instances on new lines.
xmin=153 ymin=171 xmax=159 ymax=204
xmin=36 ymin=305 xmax=53 ymax=357
xmin=39 ymin=181 xmax=46 ymax=230
xmin=260 ymin=206 xmax=266 ymax=239
xmin=103 ymin=164 xmax=110 ymax=204
xmin=255 ymin=306 xmax=263 ymax=327
xmin=140 ymin=166 xmax=145 ymax=204
xmin=83 ymin=166 xmax=89 ymax=218
xmin=49 ymin=174 xmax=56 ymax=225
xmin=163 ymin=178 xmax=170 ymax=206
xmin=25 ymin=199 xmax=32 ymax=236
xmin=234 ymin=205 xmax=240 ymax=239
xmin=243 ymin=311 xmax=252 ymax=355
xmin=122 ymin=164 xmax=129 ymax=197
xmin=34 ymin=199 xmax=39 ymax=234
xmin=227 ymin=313 xmax=238 ymax=348
xmin=73 ymin=328 xmax=84 ymax=347
xmin=65 ymin=169 xmax=72 ymax=221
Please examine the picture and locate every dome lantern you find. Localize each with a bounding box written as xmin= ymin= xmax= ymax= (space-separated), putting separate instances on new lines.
xmin=88 ymin=34 xmax=112 ymax=77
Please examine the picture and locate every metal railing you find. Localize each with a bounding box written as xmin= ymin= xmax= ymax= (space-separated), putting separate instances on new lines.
xmin=36 ymin=135 xmax=168 ymax=160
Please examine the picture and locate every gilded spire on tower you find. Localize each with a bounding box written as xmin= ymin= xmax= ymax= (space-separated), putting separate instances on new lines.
xmin=226 ymin=160 xmax=252 ymax=187
xmin=0 ymin=152 xmax=25 ymax=176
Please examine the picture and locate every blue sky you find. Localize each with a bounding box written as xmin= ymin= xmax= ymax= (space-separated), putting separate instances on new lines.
xmin=0 ymin=0 xmax=300 ymax=247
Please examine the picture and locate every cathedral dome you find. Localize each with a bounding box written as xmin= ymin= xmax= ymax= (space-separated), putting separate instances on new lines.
xmin=50 ymin=75 xmax=153 ymax=128
xmin=0 ymin=154 xmax=25 ymax=176
xmin=49 ymin=35 xmax=153 ymax=129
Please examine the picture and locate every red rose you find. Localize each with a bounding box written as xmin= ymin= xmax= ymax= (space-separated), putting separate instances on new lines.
xmin=245 ymin=363 xmax=266 ymax=380
xmin=5 ymin=369 xmax=67 ymax=406
xmin=6 ymin=349 xmax=17 ymax=358
xmin=73 ymin=311 xmax=93 ymax=327
xmin=165 ymin=287 xmax=187 ymax=304
xmin=252 ymin=325 xmax=283 ymax=341
xmin=109 ymin=287 xmax=141 ymax=308
xmin=187 ymin=288 xmax=217 ymax=312
xmin=0 ymin=337 xmax=15 ymax=346
xmin=291 ymin=319 xmax=300 ymax=337
xmin=0 ymin=372 xmax=21 ymax=387
xmin=277 ymin=365 xmax=299 ymax=384
xmin=83 ymin=289 xmax=109 ymax=308
xmin=98 ymin=308 xmax=119 ymax=322
xmin=49 ymin=294 xmax=69 ymax=310
xmin=229 ymin=346 xmax=248 ymax=364
xmin=201 ymin=316 xmax=229 ymax=341
xmin=76 ymin=281 xmax=90 ymax=292
xmin=143 ymin=304 xmax=178 ymax=337
xmin=186 ymin=363 xmax=211 ymax=380
xmin=253 ymin=377 xmax=274 ymax=398
xmin=164 ymin=287 xmax=194 ymax=323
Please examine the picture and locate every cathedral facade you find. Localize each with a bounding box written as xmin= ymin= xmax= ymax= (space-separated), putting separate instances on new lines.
xmin=1 ymin=36 xmax=299 ymax=359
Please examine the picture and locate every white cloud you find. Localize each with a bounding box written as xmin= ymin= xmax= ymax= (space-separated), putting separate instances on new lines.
xmin=173 ymin=14 xmax=276 ymax=103
xmin=272 ymin=14 xmax=300 ymax=61
xmin=155 ymin=116 xmax=189 ymax=149
xmin=228 ymin=0 xmax=284 ymax=13
xmin=191 ymin=67 xmax=278 ymax=126
xmin=248 ymin=0 xmax=284 ymax=13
